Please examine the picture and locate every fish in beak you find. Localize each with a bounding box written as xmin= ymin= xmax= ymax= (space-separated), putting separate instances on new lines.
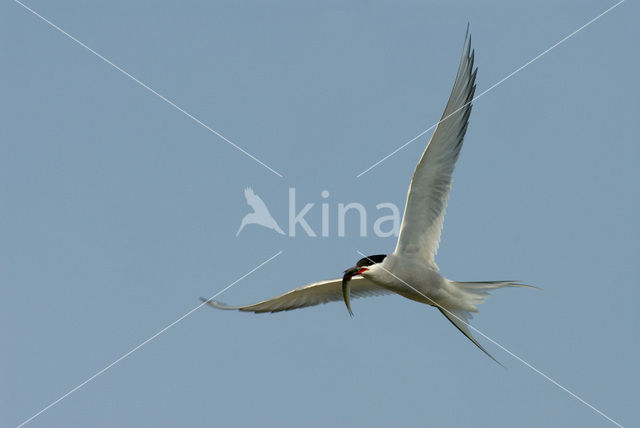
xmin=341 ymin=266 xmax=368 ymax=316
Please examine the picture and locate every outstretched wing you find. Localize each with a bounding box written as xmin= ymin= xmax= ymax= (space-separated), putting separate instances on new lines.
xmin=394 ymin=30 xmax=477 ymax=269
xmin=201 ymin=276 xmax=392 ymax=313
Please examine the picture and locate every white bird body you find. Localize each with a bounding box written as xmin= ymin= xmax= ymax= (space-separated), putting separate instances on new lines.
xmin=364 ymin=255 xmax=451 ymax=308
xmin=204 ymin=28 xmax=535 ymax=363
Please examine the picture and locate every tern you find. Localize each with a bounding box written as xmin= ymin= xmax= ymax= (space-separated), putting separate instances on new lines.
xmin=203 ymin=29 xmax=535 ymax=363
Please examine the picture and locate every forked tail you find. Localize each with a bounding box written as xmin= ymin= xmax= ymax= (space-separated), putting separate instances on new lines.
xmin=441 ymin=281 xmax=539 ymax=365
xmin=451 ymin=280 xmax=538 ymax=307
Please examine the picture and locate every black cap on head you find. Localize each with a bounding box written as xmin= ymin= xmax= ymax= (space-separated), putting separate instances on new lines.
xmin=356 ymin=254 xmax=386 ymax=267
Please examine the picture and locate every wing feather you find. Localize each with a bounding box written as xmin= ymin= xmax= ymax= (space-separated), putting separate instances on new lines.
xmin=394 ymin=31 xmax=477 ymax=269
xmin=201 ymin=276 xmax=392 ymax=314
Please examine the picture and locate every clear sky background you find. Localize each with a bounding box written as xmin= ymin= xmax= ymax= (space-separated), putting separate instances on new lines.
xmin=2 ymin=1 xmax=638 ymax=427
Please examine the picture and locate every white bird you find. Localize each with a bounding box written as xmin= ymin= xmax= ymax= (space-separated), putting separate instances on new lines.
xmin=236 ymin=187 xmax=285 ymax=236
xmin=204 ymin=29 xmax=535 ymax=363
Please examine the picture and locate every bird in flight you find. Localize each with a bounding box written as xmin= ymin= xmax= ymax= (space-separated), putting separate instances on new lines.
xmin=236 ymin=187 xmax=285 ymax=236
xmin=204 ymin=29 xmax=535 ymax=363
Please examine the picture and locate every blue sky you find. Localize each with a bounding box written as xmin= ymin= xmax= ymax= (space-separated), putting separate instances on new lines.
xmin=2 ymin=1 xmax=638 ymax=427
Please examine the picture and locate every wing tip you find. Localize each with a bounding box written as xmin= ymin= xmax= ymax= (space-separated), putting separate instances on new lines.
xmin=200 ymin=297 xmax=237 ymax=310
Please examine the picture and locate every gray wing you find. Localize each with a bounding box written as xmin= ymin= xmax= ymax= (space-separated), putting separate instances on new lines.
xmin=394 ymin=30 xmax=477 ymax=269
xmin=201 ymin=276 xmax=392 ymax=313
